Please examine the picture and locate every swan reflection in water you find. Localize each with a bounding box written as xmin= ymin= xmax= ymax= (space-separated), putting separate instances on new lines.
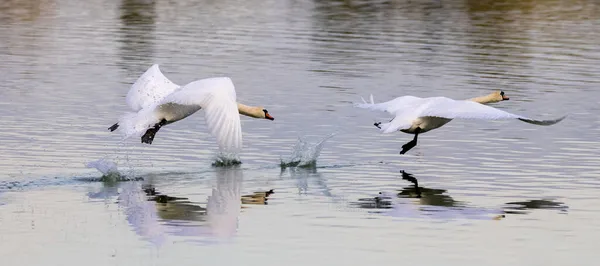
xmin=353 ymin=170 xmax=567 ymax=220
xmin=87 ymin=166 xmax=273 ymax=246
xmin=503 ymin=199 xmax=568 ymax=215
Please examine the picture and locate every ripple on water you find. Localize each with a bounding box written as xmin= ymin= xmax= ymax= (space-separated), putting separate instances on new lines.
xmin=1 ymin=0 xmax=600 ymax=264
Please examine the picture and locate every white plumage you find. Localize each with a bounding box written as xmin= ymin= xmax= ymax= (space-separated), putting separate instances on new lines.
xmin=110 ymin=64 xmax=273 ymax=156
xmin=354 ymin=93 xmax=566 ymax=154
xmin=157 ymin=77 xmax=243 ymax=153
xmin=125 ymin=64 xmax=181 ymax=111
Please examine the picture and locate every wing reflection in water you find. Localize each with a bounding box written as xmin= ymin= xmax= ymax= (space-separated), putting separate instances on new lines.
xmin=204 ymin=167 xmax=243 ymax=239
xmin=87 ymin=166 xmax=244 ymax=246
xmin=117 ymin=181 xmax=169 ymax=246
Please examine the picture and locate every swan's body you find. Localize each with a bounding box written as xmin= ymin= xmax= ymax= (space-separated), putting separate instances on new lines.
xmin=109 ymin=64 xmax=274 ymax=155
xmin=355 ymin=91 xmax=565 ymax=154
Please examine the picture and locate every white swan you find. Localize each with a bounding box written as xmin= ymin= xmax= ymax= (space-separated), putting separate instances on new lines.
xmin=354 ymin=91 xmax=566 ymax=154
xmin=108 ymin=64 xmax=274 ymax=155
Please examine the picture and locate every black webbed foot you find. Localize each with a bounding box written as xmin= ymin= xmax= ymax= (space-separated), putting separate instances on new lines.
xmin=141 ymin=119 xmax=167 ymax=145
xmin=108 ymin=123 xmax=119 ymax=132
xmin=141 ymin=128 xmax=158 ymax=144
xmin=400 ymin=139 xmax=417 ymax=154
xmin=374 ymin=122 xmax=381 ymax=129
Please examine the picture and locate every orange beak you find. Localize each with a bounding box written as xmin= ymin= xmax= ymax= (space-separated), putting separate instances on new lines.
xmin=265 ymin=112 xmax=274 ymax=120
xmin=502 ymin=95 xmax=510 ymax=100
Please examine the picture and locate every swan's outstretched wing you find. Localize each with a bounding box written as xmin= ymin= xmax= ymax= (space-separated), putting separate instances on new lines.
xmin=355 ymin=94 xmax=423 ymax=114
xmin=158 ymin=77 xmax=242 ymax=153
xmin=126 ymin=64 xmax=180 ymax=111
xmin=417 ymin=97 xmax=566 ymax=125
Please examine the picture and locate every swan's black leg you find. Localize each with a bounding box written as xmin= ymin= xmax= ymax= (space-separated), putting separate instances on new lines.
xmin=400 ymin=127 xmax=421 ymax=155
xmin=108 ymin=123 xmax=119 ymax=132
xmin=401 ymin=170 xmax=421 ymax=198
xmin=141 ymin=119 xmax=167 ymax=145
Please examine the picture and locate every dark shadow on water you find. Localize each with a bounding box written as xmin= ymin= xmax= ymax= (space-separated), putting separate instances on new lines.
xmin=352 ymin=192 xmax=393 ymax=209
xmin=353 ymin=170 xmax=466 ymax=211
xmin=503 ymin=199 xmax=568 ymax=215
xmin=141 ymin=184 xmax=207 ymax=222
xmin=352 ymin=170 xmax=567 ymax=220
xmin=308 ymin=0 xmax=465 ymax=81
xmin=0 ymin=0 xmax=56 ymax=23
xmin=117 ymin=0 xmax=156 ymax=77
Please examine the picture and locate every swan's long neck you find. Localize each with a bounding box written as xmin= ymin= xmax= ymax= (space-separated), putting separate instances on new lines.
xmin=468 ymin=93 xmax=499 ymax=104
xmin=237 ymin=103 xmax=262 ymax=118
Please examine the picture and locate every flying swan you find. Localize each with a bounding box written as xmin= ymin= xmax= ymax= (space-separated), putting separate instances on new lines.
xmin=108 ymin=64 xmax=274 ymax=155
xmin=354 ymin=91 xmax=566 ymax=154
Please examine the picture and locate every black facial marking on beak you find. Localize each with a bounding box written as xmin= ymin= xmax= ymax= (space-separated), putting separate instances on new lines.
xmin=263 ymin=109 xmax=274 ymax=120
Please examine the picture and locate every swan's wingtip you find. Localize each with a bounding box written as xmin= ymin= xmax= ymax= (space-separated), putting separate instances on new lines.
xmin=518 ymin=114 xmax=568 ymax=126
xmin=548 ymin=114 xmax=568 ymax=124
xmin=554 ymin=114 xmax=568 ymax=124
xmin=149 ymin=63 xmax=161 ymax=70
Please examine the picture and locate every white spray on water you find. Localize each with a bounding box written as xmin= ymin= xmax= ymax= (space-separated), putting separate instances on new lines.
xmin=84 ymin=158 xmax=141 ymax=181
xmin=280 ymin=133 xmax=335 ymax=168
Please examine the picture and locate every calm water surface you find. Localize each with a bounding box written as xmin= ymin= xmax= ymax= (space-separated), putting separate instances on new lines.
xmin=1 ymin=0 xmax=600 ymax=265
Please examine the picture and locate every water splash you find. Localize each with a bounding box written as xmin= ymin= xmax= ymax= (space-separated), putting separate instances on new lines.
xmin=212 ymin=153 xmax=242 ymax=167
xmin=280 ymin=133 xmax=335 ymax=168
xmin=84 ymin=158 xmax=141 ymax=182
xmin=85 ymin=159 xmax=119 ymax=176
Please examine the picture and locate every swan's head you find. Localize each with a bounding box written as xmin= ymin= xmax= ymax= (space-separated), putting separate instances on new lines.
xmin=261 ymin=108 xmax=274 ymax=120
xmin=491 ymin=91 xmax=510 ymax=102
xmin=496 ymin=90 xmax=510 ymax=101
xmin=483 ymin=90 xmax=510 ymax=103
xmin=469 ymin=91 xmax=510 ymax=104
xmin=237 ymin=103 xmax=274 ymax=120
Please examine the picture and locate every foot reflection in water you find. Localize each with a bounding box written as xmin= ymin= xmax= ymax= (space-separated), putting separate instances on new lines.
xmin=86 ymin=166 xmax=274 ymax=246
xmin=353 ymin=170 xmax=567 ymax=220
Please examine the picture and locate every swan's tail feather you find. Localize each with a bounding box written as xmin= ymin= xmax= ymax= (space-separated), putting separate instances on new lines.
xmin=518 ymin=115 xmax=567 ymax=126
xmin=112 ymin=110 xmax=160 ymax=140
xmin=354 ymin=94 xmax=378 ymax=109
